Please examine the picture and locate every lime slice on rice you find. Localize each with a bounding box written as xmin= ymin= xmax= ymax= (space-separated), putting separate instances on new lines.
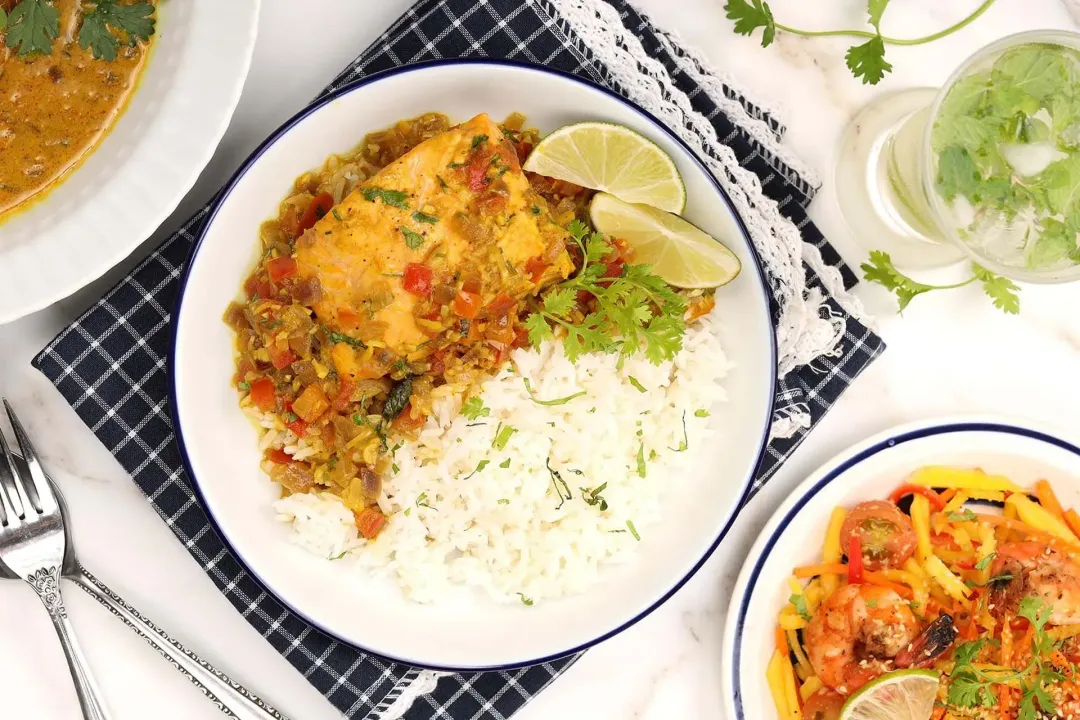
xmin=840 ymin=669 xmax=940 ymax=720
xmin=522 ymin=122 xmax=686 ymax=213
xmin=589 ymin=192 xmax=741 ymax=289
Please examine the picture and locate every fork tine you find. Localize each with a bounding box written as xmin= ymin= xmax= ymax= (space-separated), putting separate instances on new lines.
xmin=3 ymin=400 xmax=56 ymax=515
xmin=0 ymin=425 xmax=26 ymax=524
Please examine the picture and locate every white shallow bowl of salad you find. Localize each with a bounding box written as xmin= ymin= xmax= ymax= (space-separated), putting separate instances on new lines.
xmin=723 ymin=417 xmax=1080 ymax=720
xmin=169 ymin=59 xmax=777 ymax=669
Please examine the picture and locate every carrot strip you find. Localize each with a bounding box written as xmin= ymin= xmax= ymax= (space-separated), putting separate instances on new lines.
xmin=776 ymin=625 xmax=788 ymax=654
xmin=974 ymin=514 xmax=1080 ymax=559
xmin=863 ymin=571 xmax=913 ymax=598
xmin=793 ymin=563 xmax=848 ymax=579
xmin=1066 ymin=509 xmax=1080 ymax=540
xmin=1034 ymin=479 xmax=1065 ymax=517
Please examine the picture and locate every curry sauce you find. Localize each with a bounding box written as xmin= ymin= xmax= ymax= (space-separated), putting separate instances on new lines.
xmin=0 ymin=0 xmax=153 ymax=219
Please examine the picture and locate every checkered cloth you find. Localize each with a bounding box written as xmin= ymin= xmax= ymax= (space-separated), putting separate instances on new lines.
xmin=33 ymin=0 xmax=884 ymax=717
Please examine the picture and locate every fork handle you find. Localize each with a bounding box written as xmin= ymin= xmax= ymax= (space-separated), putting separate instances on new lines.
xmin=29 ymin=565 xmax=112 ymax=720
xmin=68 ymin=564 xmax=290 ymax=720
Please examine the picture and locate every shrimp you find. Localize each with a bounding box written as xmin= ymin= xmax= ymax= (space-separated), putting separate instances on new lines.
xmin=803 ymin=584 xmax=922 ymax=693
xmin=989 ymin=542 xmax=1080 ymax=625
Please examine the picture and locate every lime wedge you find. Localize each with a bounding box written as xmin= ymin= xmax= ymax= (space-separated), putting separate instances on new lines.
xmin=589 ymin=192 xmax=741 ymax=289
xmin=840 ymin=669 xmax=940 ymax=720
xmin=523 ymin=122 xmax=686 ymax=213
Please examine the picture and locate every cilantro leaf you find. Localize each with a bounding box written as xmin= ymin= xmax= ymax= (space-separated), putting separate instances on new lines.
xmin=5 ymin=0 xmax=59 ymax=56
xmin=723 ymin=0 xmax=775 ymax=47
xmin=860 ymin=250 xmax=935 ymax=312
xmin=461 ymin=396 xmax=489 ymax=421
xmin=845 ymin=36 xmax=892 ymax=85
xmin=361 ymin=187 xmax=409 ymax=209
xmin=952 ymin=638 xmax=988 ymax=668
xmin=542 ymin=287 xmax=576 ymax=317
xmin=0 ymin=7 xmax=7 ymax=32
xmin=972 ymin=265 xmax=1021 ymax=314
xmin=974 ymin=552 xmax=996 ymax=571
xmin=1019 ymin=596 xmax=1052 ymax=633
xmin=523 ymin=312 xmax=553 ymax=347
xmin=400 ymin=227 xmax=425 ymax=250
xmin=78 ymin=0 xmax=155 ymax=61
xmin=789 ymin=593 xmax=811 ymax=621
xmin=866 ymin=0 xmax=890 ymax=30
xmin=948 ymin=508 xmax=976 ymax=522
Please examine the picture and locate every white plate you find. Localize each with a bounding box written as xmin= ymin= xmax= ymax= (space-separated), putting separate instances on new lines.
xmin=722 ymin=418 xmax=1080 ymax=720
xmin=0 ymin=0 xmax=260 ymax=324
xmin=170 ymin=59 xmax=777 ymax=670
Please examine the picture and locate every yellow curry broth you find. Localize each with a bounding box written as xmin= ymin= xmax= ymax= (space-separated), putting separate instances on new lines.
xmin=0 ymin=0 xmax=153 ymax=219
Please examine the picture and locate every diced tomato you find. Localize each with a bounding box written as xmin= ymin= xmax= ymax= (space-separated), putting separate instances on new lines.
xmin=402 ymin=263 xmax=434 ymax=297
xmin=475 ymin=191 xmax=507 ymax=215
xmin=466 ymin=149 xmax=491 ymax=192
xmin=525 ymin=256 xmax=547 ymax=284
xmin=512 ymin=326 xmax=530 ymax=348
xmin=848 ymin=534 xmax=864 ymax=583
xmin=354 ymin=508 xmax=388 ymax=540
xmin=267 ymin=344 xmax=296 ymax=370
xmin=265 ymin=448 xmax=292 ymax=465
xmin=420 ymin=305 xmax=441 ymax=321
xmin=391 ymin=403 xmax=425 ymax=432
xmin=485 ymin=315 xmax=515 ymax=344
xmin=244 ymin=275 xmax=273 ymax=300
xmin=452 ymin=290 xmax=481 ymax=319
xmin=332 ymin=379 xmax=355 ymax=413
xmin=249 ymin=377 xmax=276 ymax=412
xmin=486 ymin=292 xmax=515 ymax=317
xmin=266 ymin=256 xmax=298 ymax=283
xmin=576 ymin=290 xmax=591 ymax=306
xmin=297 ymin=191 xmax=334 ymax=235
xmin=515 ymin=140 xmax=533 ymax=165
xmin=889 ymin=484 xmax=946 ymax=511
xmin=603 ymin=258 xmax=625 ymax=280
xmin=461 ymin=275 xmax=482 ymax=295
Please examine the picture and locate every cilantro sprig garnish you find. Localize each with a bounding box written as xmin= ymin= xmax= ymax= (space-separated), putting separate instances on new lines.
xmin=78 ymin=0 xmax=155 ymax=61
xmin=947 ymin=597 xmax=1070 ymax=720
xmin=723 ymin=0 xmax=996 ymax=85
xmin=526 ymin=220 xmax=687 ymax=364
xmin=861 ymin=250 xmax=1020 ymax=314
xmin=2 ymin=0 xmax=155 ymax=59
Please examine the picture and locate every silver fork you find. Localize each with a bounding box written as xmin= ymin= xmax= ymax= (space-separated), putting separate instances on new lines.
xmin=0 ymin=399 xmax=111 ymax=720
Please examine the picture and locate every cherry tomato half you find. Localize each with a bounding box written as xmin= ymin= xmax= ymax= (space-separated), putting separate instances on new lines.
xmin=840 ymin=500 xmax=917 ymax=571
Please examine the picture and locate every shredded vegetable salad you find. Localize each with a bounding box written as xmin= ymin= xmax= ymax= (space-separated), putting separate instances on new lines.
xmin=769 ymin=467 xmax=1080 ymax=720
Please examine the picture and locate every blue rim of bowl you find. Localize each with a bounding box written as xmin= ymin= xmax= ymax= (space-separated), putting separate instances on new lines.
xmin=168 ymin=57 xmax=779 ymax=672
xmin=729 ymin=420 xmax=1080 ymax=718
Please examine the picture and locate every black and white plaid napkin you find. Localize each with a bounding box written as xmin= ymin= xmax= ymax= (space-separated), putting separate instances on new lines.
xmin=33 ymin=0 xmax=884 ymax=717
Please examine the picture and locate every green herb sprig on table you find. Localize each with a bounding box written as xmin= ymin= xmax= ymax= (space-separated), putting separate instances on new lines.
xmin=525 ymin=220 xmax=687 ymax=365
xmin=861 ymin=250 xmax=1020 ymax=314
xmin=2 ymin=0 xmax=155 ymax=59
xmin=723 ymin=0 xmax=996 ymax=85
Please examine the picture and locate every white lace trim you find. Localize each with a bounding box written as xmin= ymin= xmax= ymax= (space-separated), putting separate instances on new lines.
xmin=375 ymin=670 xmax=445 ymax=720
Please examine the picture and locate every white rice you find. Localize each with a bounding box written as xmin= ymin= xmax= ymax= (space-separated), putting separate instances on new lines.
xmin=273 ymin=314 xmax=731 ymax=604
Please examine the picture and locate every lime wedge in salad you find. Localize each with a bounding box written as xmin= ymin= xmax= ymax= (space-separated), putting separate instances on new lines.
xmin=522 ymin=122 xmax=686 ymax=213
xmin=589 ymin=192 xmax=741 ymax=289
xmin=840 ymin=669 xmax=940 ymax=720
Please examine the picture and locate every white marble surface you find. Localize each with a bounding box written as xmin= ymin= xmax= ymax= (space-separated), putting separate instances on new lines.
xmin=1 ymin=1 xmax=1079 ymax=719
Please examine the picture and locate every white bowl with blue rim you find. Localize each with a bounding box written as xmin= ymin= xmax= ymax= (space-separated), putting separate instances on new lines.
xmin=169 ymin=59 xmax=777 ymax=670
xmin=721 ymin=417 xmax=1080 ymax=719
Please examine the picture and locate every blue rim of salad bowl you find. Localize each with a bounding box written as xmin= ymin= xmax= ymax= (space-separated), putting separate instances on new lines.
xmin=169 ymin=57 xmax=779 ymax=671
xmin=729 ymin=420 xmax=1080 ymax=718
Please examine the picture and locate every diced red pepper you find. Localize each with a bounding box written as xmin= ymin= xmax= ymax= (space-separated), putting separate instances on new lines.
xmin=332 ymin=379 xmax=355 ymax=413
xmin=267 ymin=256 xmax=298 ymax=283
xmin=354 ymin=508 xmax=388 ymax=540
xmin=285 ymin=416 xmax=307 ymax=437
xmin=525 ymin=256 xmax=547 ymax=284
xmin=486 ymin=292 xmax=515 ymax=317
xmin=249 ymin=377 xmax=276 ymax=412
xmin=402 ymin=263 xmax=434 ymax=297
xmin=848 ymin=534 xmax=864 ymax=584
xmin=512 ymin=326 xmax=530 ymax=348
xmin=267 ymin=344 xmax=297 ymax=370
xmin=603 ymin=258 xmax=625 ymax=280
xmin=391 ymin=403 xmax=425 ymax=432
xmin=889 ymin=484 xmax=946 ymax=511
xmin=452 ymin=290 xmax=481 ymax=319
xmin=244 ymin=275 xmax=273 ymax=300
xmin=265 ymin=448 xmax=292 ymax=465
xmin=297 ymin=192 xmax=334 ymax=235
